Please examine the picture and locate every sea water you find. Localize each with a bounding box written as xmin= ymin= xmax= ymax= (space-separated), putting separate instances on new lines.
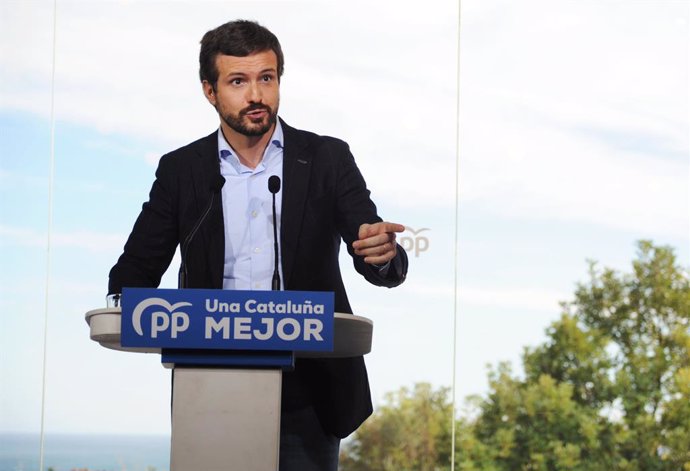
xmin=0 ymin=434 xmax=169 ymax=471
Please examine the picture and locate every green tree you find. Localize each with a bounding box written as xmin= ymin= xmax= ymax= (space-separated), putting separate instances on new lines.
xmin=339 ymin=383 xmax=454 ymax=471
xmin=340 ymin=242 xmax=689 ymax=470
xmin=470 ymin=241 xmax=690 ymax=471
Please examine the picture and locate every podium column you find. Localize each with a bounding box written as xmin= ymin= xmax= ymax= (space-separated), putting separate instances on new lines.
xmin=171 ymin=367 xmax=282 ymax=471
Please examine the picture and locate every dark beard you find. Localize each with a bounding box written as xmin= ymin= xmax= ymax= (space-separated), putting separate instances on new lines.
xmin=222 ymin=104 xmax=277 ymax=137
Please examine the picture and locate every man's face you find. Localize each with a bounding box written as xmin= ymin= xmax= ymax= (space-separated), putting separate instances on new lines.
xmin=203 ymin=50 xmax=280 ymax=137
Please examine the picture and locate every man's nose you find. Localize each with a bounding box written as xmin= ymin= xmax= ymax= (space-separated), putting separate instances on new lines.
xmin=247 ymin=81 xmax=262 ymax=103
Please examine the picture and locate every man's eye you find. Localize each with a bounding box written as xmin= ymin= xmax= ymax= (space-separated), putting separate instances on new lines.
xmin=261 ymin=75 xmax=273 ymax=82
xmin=231 ymin=78 xmax=243 ymax=85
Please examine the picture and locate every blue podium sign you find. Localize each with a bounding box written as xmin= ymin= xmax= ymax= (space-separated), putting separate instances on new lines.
xmin=120 ymin=288 xmax=334 ymax=352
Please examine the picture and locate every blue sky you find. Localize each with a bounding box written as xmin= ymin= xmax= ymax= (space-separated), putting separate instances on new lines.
xmin=1 ymin=0 xmax=688 ymax=435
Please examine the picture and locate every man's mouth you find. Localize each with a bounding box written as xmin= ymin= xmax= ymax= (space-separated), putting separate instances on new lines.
xmin=244 ymin=107 xmax=269 ymax=119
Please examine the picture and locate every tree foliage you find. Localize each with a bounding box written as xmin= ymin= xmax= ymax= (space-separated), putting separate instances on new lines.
xmin=339 ymin=383 xmax=454 ymax=471
xmin=340 ymin=242 xmax=690 ymax=470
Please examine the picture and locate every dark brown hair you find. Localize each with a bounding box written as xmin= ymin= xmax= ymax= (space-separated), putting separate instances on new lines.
xmin=199 ymin=20 xmax=284 ymax=88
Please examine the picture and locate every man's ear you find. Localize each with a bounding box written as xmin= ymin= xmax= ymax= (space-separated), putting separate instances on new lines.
xmin=202 ymin=80 xmax=217 ymax=106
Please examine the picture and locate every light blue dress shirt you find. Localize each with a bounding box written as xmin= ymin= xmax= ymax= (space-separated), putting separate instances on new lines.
xmin=218 ymin=122 xmax=284 ymax=290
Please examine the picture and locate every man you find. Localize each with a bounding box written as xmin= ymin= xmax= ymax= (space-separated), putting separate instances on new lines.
xmin=109 ymin=19 xmax=408 ymax=471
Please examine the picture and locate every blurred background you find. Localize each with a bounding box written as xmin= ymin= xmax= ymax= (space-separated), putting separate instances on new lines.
xmin=1 ymin=1 xmax=687 ymax=469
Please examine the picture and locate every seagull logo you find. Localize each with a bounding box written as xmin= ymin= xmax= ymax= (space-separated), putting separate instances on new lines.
xmin=131 ymin=298 xmax=192 ymax=336
xmin=404 ymin=226 xmax=430 ymax=235
xmin=401 ymin=226 xmax=431 ymax=257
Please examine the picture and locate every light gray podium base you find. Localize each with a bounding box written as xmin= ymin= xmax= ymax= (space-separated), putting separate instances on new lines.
xmin=171 ymin=367 xmax=282 ymax=471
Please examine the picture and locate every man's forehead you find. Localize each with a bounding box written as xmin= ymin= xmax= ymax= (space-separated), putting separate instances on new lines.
xmin=215 ymin=50 xmax=278 ymax=74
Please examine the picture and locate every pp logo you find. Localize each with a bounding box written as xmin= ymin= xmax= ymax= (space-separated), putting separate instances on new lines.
xmin=132 ymin=298 xmax=192 ymax=338
xmin=400 ymin=227 xmax=430 ymax=257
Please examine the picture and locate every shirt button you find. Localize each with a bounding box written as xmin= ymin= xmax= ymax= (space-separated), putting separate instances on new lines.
xmin=254 ymin=283 xmax=261 ymax=289
xmin=253 ymin=247 xmax=261 ymax=253
xmin=251 ymin=210 xmax=258 ymax=218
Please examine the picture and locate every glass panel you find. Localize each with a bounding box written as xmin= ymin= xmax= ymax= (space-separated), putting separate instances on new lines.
xmin=0 ymin=1 xmax=56 ymax=469
xmin=1 ymin=1 xmax=459 ymax=470
xmin=456 ymin=2 xmax=688 ymax=469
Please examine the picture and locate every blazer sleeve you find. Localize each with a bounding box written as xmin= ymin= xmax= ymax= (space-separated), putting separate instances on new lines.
xmin=333 ymin=142 xmax=408 ymax=288
xmin=108 ymin=153 xmax=180 ymax=294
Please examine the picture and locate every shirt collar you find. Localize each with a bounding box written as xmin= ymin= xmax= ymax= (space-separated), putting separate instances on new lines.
xmin=217 ymin=120 xmax=284 ymax=173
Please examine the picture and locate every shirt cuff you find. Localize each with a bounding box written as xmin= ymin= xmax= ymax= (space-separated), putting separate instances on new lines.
xmin=372 ymin=260 xmax=391 ymax=276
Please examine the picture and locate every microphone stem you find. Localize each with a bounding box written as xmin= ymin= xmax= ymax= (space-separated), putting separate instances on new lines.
xmin=271 ymin=192 xmax=280 ymax=290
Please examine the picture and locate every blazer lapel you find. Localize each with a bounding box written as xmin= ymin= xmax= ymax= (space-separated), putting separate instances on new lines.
xmin=280 ymin=120 xmax=312 ymax=289
xmin=191 ymin=131 xmax=225 ymax=289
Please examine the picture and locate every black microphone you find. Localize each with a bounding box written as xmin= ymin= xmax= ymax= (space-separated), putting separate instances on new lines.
xmin=178 ymin=175 xmax=225 ymax=288
xmin=268 ymin=175 xmax=281 ymax=290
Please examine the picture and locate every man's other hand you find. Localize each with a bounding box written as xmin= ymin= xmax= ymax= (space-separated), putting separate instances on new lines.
xmin=352 ymin=222 xmax=405 ymax=265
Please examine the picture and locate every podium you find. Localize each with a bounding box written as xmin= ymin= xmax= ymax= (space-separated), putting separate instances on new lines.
xmin=85 ymin=303 xmax=373 ymax=471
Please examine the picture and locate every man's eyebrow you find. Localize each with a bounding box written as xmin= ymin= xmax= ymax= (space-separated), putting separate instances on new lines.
xmin=225 ymin=71 xmax=247 ymax=78
xmin=225 ymin=68 xmax=276 ymax=78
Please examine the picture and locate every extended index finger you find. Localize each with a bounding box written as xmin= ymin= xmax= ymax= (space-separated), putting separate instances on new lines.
xmin=378 ymin=222 xmax=405 ymax=234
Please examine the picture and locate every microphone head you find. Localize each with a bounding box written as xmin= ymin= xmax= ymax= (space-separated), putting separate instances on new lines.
xmin=268 ymin=175 xmax=281 ymax=194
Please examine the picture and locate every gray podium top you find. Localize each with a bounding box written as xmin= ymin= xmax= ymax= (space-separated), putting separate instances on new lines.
xmin=85 ymin=308 xmax=373 ymax=358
